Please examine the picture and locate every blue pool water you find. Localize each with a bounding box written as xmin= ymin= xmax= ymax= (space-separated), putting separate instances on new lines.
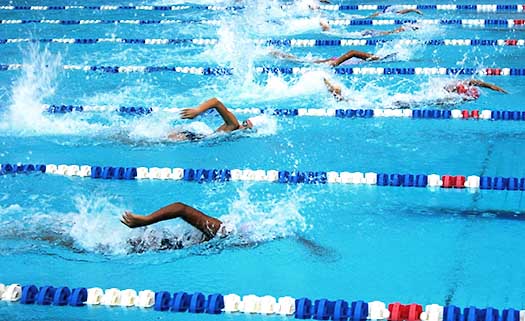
xmin=1 ymin=0 xmax=525 ymax=320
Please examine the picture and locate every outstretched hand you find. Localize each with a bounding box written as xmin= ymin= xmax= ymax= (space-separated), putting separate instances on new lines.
xmin=181 ymin=108 xmax=200 ymax=119
xmin=493 ymin=87 xmax=508 ymax=94
xmin=121 ymin=211 xmax=148 ymax=228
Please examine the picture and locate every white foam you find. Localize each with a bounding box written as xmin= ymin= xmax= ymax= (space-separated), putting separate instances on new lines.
xmin=219 ymin=187 xmax=311 ymax=244
xmin=0 ymin=43 xmax=106 ymax=136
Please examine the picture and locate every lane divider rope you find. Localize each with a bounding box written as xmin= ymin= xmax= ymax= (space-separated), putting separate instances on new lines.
xmin=1 ymin=64 xmax=523 ymax=76
xmin=0 ymin=4 xmax=523 ymax=12
xmin=1 ymin=38 xmax=524 ymax=47
xmin=0 ymin=282 xmax=524 ymax=321
xmin=2 ymin=163 xmax=524 ymax=191
xmin=0 ymin=18 xmax=524 ymax=27
xmin=43 ymin=104 xmax=525 ymax=122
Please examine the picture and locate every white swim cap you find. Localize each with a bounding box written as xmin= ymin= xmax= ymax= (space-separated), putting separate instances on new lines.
xmin=245 ymin=114 xmax=277 ymax=135
xmin=247 ymin=115 xmax=267 ymax=128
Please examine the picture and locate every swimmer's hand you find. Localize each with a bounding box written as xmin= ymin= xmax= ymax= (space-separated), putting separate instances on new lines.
xmin=181 ymin=108 xmax=200 ymax=119
xmin=320 ymin=21 xmax=330 ymax=31
xmin=121 ymin=211 xmax=149 ymax=228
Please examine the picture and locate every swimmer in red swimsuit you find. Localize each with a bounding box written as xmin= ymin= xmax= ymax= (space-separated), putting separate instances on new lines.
xmin=323 ymin=78 xmax=508 ymax=104
xmin=444 ymin=79 xmax=508 ymax=99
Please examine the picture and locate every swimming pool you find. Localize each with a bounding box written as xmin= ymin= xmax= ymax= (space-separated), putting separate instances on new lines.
xmin=1 ymin=0 xmax=525 ymax=320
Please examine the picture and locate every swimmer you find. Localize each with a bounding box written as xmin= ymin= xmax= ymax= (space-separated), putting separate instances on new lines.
xmin=444 ymin=79 xmax=508 ymax=97
xmin=121 ymin=202 xmax=229 ymax=252
xmin=168 ymin=97 xmax=264 ymax=141
xmin=323 ymin=77 xmax=508 ymax=105
xmin=367 ymin=6 xmax=423 ymax=19
xmin=121 ymin=201 xmax=336 ymax=257
xmin=271 ymin=49 xmax=392 ymax=67
xmin=320 ymin=21 xmax=420 ymax=36
xmin=121 ymin=202 xmax=225 ymax=240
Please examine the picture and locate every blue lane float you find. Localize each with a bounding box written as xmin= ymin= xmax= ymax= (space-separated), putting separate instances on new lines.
xmin=3 ymin=282 xmax=525 ymax=321
xmin=1 ymin=37 xmax=523 ymax=47
xmin=42 ymin=104 xmax=525 ymax=123
xmin=0 ymin=4 xmax=523 ymax=12
xmin=3 ymin=163 xmax=525 ymax=193
xmin=1 ymin=18 xmax=523 ymax=27
xmin=2 ymin=64 xmax=524 ymax=76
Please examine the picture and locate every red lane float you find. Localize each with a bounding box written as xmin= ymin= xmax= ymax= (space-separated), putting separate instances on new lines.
xmin=441 ymin=175 xmax=455 ymax=188
xmin=388 ymin=303 xmax=423 ymax=321
xmin=486 ymin=68 xmax=501 ymax=76
xmin=454 ymin=176 xmax=466 ymax=188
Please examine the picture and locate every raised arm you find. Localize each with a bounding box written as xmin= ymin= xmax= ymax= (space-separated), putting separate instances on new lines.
xmin=320 ymin=20 xmax=330 ymax=31
xmin=121 ymin=202 xmax=223 ymax=240
xmin=323 ymin=78 xmax=344 ymax=101
xmin=366 ymin=11 xmax=382 ymax=18
xmin=467 ymin=79 xmax=508 ymax=93
xmin=329 ymin=50 xmax=379 ymax=66
xmin=181 ymin=97 xmax=240 ymax=131
xmin=397 ymin=8 xmax=423 ymax=15
xmin=270 ymin=50 xmax=303 ymax=62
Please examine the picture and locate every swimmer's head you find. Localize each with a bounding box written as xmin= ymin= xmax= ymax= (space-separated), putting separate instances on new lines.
xmin=456 ymin=83 xmax=468 ymax=94
xmin=240 ymin=115 xmax=277 ymax=135
xmin=242 ymin=115 xmax=267 ymax=130
xmin=241 ymin=119 xmax=253 ymax=129
xmin=466 ymin=86 xmax=480 ymax=99
xmin=456 ymin=83 xmax=480 ymax=99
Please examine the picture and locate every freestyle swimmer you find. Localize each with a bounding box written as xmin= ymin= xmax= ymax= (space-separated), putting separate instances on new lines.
xmin=323 ymin=77 xmax=508 ymax=104
xmin=121 ymin=202 xmax=226 ymax=240
xmin=320 ymin=21 xmax=420 ymax=36
xmin=271 ymin=48 xmax=392 ymax=67
xmin=367 ymin=6 xmax=423 ymax=19
xmin=121 ymin=202 xmax=231 ymax=252
xmin=168 ymin=97 xmax=267 ymax=141
xmin=121 ymin=202 xmax=335 ymax=257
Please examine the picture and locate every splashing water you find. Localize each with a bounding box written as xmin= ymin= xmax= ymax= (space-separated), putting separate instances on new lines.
xmin=0 ymin=43 xmax=106 ymax=136
xmin=0 ymin=187 xmax=311 ymax=256
xmin=382 ymin=77 xmax=465 ymax=108
xmin=219 ymin=185 xmax=311 ymax=245
xmin=67 ymin=195 xmax=132 ymax=254
xmin=375 ymin=38 xmax=425 ymax=62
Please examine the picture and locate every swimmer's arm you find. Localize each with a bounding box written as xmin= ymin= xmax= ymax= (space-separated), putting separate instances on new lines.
xmin=385 ymin=26 xmax=405 ymax=35
xmin=181 ymin=97 xmax=240 ymax=129
xmin=467 ymin=79 xmax=508 ymax=93
xmin=397 ymin=8 xmax=423 ymax=15
xmin=366 ymin=11 xmax=382 ymax=18
xmin=323 ymin=78 xmax=344 ymax=101
xmin=121 ymin=202 xmax=222 ymax=240
xmin=320 ymin=20 xmax=330 ymax=31
xmin=270 ymin=50 xmax=303 ymax=62
xmin=331 ymin=50 xmax=378 ymax=66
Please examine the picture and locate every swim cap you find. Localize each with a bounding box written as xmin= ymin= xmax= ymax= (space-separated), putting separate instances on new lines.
xmin=456 ymin=83 xmax=479 ymax=99
xmin=456 ymin=83 xmax=468 ymax=94
xmin=247 ymin=115 xmax=267 ymax=129
xmin=466 ymin=86 xmax=479 ymax=99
